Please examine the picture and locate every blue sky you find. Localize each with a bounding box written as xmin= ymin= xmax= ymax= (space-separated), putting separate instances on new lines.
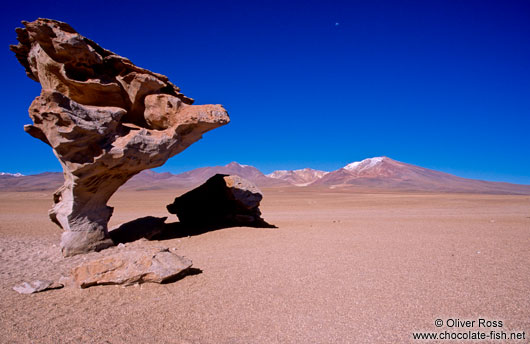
xmin=2 ymin=0 xmax=529 ymax=184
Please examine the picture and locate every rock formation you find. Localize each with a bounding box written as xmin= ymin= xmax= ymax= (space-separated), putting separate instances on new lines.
xmin=167 ymin=174 xmax=270 ymax=227
xmin=10 ymin=18 xmax=229 ymax=256
xmin=13 ymin=280 xmax=64 ymax=294
xmin=71 ymin=247 xmax=193 ymax=288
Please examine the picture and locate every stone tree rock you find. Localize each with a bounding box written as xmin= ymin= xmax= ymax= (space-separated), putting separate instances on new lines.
xmin=10 ymin=18 xmax=229 ymax=256
xmin=167 ymin=174 xmax=271 ymax=227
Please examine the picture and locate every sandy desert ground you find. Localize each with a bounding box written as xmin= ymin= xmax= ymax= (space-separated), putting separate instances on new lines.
xmin=0 ymin=187 xmax=529 ymax=343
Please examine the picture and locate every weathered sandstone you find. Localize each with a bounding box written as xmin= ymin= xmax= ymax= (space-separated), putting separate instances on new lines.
xmin=10 ymin=18 xmax=229 ymax=256
xmin=71 ymin=247 xmax=193 ymax=288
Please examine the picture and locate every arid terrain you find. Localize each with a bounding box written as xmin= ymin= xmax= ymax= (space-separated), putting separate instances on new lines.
xmin=1 ymin=187 xmax=529 ymax=343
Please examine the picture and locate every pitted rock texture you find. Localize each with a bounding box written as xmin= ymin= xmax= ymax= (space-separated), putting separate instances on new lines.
xmin=10 ymin=18 xmax=229 ymax=256
xmin=167 ymin=174 xmax=269 ymax=227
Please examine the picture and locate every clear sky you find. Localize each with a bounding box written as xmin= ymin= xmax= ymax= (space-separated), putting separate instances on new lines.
xmin=2 ymin=0 xmax=529 ymax=184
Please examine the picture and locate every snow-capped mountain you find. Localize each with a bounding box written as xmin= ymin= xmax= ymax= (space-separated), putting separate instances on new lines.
xmin=266 ymin=157 xmax=530 ymax=194
xmin=316 ymin=156 xmax=424 ymax=185
xmin=266 ymin=157 xmax=395 ymax=186
xmin=343 ymin=157 xmax=387 ymax=174
xmin=267 ymin=168 xmax=328 ymax=186
xmin=1 ymin=158 xmax=529 ymax=194
xmin=0 ymin=172 xmax=24 ymax=177
xmin=313 ymin=156 xmax=530 ymax=194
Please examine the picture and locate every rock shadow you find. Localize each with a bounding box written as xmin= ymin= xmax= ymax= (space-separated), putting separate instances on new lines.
xmin=110 ymin=216 xmax=167 ymax=244
xmin=155 ymin=219 xmax=277 ymax=241
xmin=162 ymin=267 xmax=203 ymax=284
xmin=109 ymin=216 xmax=277 ymax=244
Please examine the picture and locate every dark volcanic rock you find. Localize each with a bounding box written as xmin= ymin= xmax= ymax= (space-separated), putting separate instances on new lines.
xmin=167 ymin=174 xmax=271 ymax=227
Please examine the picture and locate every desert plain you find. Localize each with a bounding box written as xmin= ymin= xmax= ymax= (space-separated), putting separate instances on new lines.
xmin=0 ymin=187 xmax=529 ymax=343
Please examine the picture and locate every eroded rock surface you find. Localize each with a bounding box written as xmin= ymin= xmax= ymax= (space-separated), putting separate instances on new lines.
xmin=71 ymin=247 xmax=193 ymax=288
xmin=13 ymin=280 xmax=64 ymax=294
xmin=10 ymin=18 xmax=229 ymax=256
xmin=167 ymin=174 xmax=270 ymax=227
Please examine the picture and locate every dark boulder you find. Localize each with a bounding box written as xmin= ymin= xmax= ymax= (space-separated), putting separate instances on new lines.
xmin=167 ymin=174 xmax=271 ymax=227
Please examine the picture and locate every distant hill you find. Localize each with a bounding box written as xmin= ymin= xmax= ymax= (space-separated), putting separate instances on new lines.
xmin=0 ymin=162 xmax=288 ymax=192
xmin=123 ymin=162 xmax=289 ymax=190
xmin=309 ymin=157 xmax=530 ymax=194
xmin=2 ymin=157 xmax=529 ymax=194
xmin=0 ymin=172 xmax=63 ymax=191
xmin=266 ymin=168 xmax=328 ymax=186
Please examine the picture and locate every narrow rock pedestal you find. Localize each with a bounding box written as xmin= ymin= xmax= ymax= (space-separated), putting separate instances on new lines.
xmin=10 ymin=18 xmax=229 ymax=256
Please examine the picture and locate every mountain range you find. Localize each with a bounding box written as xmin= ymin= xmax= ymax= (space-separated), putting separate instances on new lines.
xmin=266 ymin=168 xmax=328 ymax=186
xmin=1 ymin=157 xmax=529 ymax=194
